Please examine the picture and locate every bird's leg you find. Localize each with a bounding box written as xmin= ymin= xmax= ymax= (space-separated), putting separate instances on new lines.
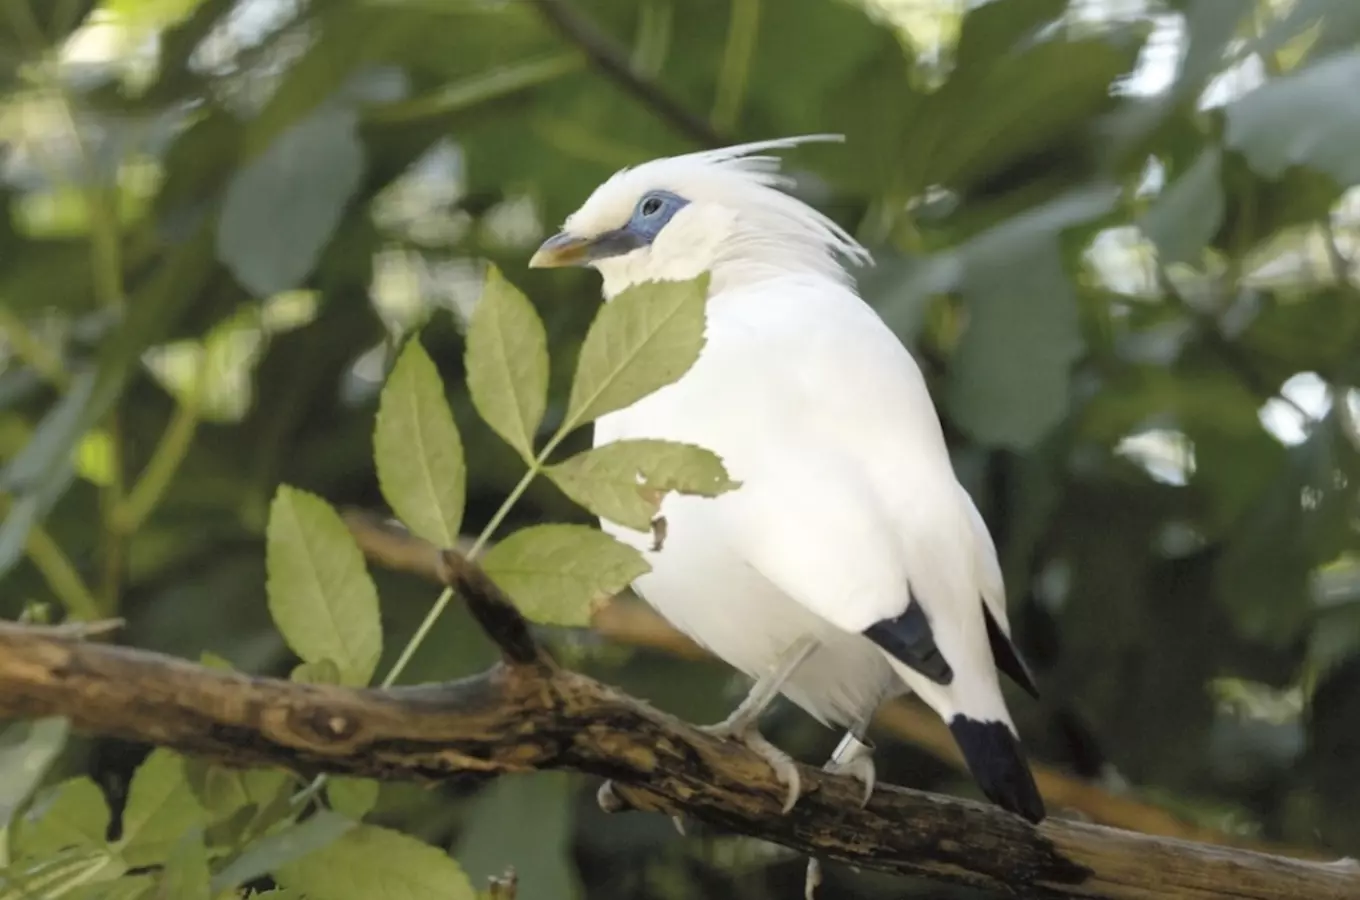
xmin=697 ymin=635 xmax=819 ymax=814
xmin=705 ymin=635 xmax=819 ymax=737
xmin=599 ymin=637 xmax=818 ymax=824
xmin=805 ymin=728 xmax=876 ymax=899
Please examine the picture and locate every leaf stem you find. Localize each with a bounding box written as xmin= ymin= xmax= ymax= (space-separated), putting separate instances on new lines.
xmin=0 ymin=493 xmax=101 ymax=621
xmin=297 ymin=432 xmax=569 ymax=808
xmin=379 ymin=435 xmax=562 ymax=689
xmin=363 ymin=54 xmax=582 ymax=124
xmin=12 ymin=9 xmax=134 ymax=614
xmin=113 ymin=357 xmax=208 ymax=534
xmin=26 ymin=524 xmax=101 ymax=620
xmin=711 ymin=0 xmax=760 ymax=131
xmin=0 ymin=306 xmax=70 ymax=391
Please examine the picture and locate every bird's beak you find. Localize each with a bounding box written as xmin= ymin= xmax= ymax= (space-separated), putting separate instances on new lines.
xmin=529 ymin=232 xmax=592 ymax=269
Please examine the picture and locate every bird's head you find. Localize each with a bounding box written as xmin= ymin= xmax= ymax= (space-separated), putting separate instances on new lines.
xmin=529 ymin=135 xmax=871 ymax=297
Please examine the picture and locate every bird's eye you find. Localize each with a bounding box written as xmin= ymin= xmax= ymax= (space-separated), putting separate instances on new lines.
xmin=641 ymin=196 xmax=664 ymax=217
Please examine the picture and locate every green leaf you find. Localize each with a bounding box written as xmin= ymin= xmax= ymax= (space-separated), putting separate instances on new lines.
xmin=266 ymin=486 xmax=383 ymax=686
xmin=217 ymin=104 xmax=365 ymax=298
xmin=16 ymin=777 xmax=110 ymax=859
xmin=1140 ymin=147 xmax=1224 ymax=265
xmin=211 ymin=811 xmax=355 ymax=893
xmin=942 ymin=187 xmax=1113 ymax=448
xmin=902 ymin=27 xmax=1141 ymax=195
xmin=1215 ymin=412 xmax=1360 ymax=644
xmin=1225 ymin=49 xmax=1360 ymax=186
xmin=327 ymin=778 xmax=379 ymax=820
xmin=66 ymin=873 xmax=155 ymax=900
xmin=291 ymin=658 xmax=343 ymax=684
xmin=1253 ymin=0 xmax=1360 ymax=71
xmin=0 ymin=372 xmax=94 ymax=582
xmin=0 ymin=847 xmax=127 ymax=899
xmin=374 ymin=338 xmax=467 ymax=548
xmin=547 ymin=439 xmax=738 ymax=531
xmin=199 ymin=652 xmax=234 ymax=670
xmin=480 ymin=525 xmax=649 ymax=626
xmin=953 ymin=0 xmax=1068 ymax=73
xmin=118 ymin=749 xmax=206 ymax=867
xmin=564 ymin=275 xmax=709 ymax=430
xmin=158 ymin=829 xmax=211 ymax=900
xmin=275 ymin=824 xmax=475 ymax=900
xmin=466 ymin=265 xmax=549 ymax=462
xmin=1169 ymin=0 xmax=1252 ymax=95
xmin=186 ymin=763 xmax=294 ymax=845
xmin=0 ymin=717 xmax=68 ymax=829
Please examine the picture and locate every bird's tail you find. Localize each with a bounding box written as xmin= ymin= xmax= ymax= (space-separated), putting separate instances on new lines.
xmin=881 ymin=654 xmax=1046 ymax=824
xmin=947 ymin=715 xmax=1045 ymax=824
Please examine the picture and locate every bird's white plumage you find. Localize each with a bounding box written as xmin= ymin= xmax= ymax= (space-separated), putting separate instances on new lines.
xmin=558 ymin=135 xmax=1020 ymax=740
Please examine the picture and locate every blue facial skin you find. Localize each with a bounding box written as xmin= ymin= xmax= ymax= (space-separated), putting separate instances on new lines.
xmin=587 ymin=190 xmax=690 ymax=260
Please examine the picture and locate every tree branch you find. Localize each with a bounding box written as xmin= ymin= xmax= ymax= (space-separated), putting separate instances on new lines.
xmin=529 ymin=0 xmax=725 ymax=148
xmin=342 ymin=510 xmax=1325 ymax=859
xmin=0 ymin=615 xmax=1355 ymax=899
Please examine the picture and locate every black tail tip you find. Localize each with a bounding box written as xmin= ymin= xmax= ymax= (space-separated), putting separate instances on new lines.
xmin=948 ymin=716 xmax=1046 ymax=824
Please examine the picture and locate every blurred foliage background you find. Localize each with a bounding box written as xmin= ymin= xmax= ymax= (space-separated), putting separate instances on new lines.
xmin=1 ymin=0 xmax=1359 ymax=897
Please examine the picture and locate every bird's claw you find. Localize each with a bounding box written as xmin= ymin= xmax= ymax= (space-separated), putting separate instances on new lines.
xmin=596 ymin=780 xmax=627 ymax=814
xmin=803 ymin=733 xmax=875 ymax=896
xmin=602 ymin=778 xmax=690 ymax=835
xmin=700 ymin=721 xmax=802 ymax=813
xmin=825 ymin=743 xmax=876 ymax=808
xmin=804 ymin=858 xmax=823 ymax=900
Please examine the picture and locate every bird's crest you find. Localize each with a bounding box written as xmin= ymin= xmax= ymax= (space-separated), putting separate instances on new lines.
xmin=563 ymin=135 xmax=872 ymax=289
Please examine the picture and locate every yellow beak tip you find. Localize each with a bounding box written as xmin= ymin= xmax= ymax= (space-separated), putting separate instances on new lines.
xmin=529 ymin=233 xmax=588 ymax=269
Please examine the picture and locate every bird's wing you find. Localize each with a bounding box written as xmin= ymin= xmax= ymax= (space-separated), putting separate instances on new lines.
xmin=671 ymin=276 xmax=1045 ymax=822
xmin=963 ymin=492 xmax=1040 ymax=698
xmin=700 ymin=278 xmax=1019 ymax=697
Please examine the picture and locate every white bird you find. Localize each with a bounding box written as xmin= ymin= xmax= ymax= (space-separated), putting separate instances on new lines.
xmin=529 ymin=136 xmax=1045 ymax=830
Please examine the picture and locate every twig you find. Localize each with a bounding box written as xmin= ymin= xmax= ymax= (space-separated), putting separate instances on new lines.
xmin=529 ymin=0 xmax=725 ymax=148
xmin=0 ymin=619 xmax=1354 ymax=899
xmin=711 ymin=0 xmax=760 ymax=131
xmin=0 ymin=492 xmax=100 ymax=621
xmin=339 ymin=509 xmax=1324 ymax=859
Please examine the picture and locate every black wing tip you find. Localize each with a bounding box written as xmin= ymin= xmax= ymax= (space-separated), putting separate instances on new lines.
xmin=948 ymin=716 xmax=1046 ymax=824
xmin=863 ymin=594 xmax=954 ymax=685
xmin=984 ymin=604 xmax=1041 ymax=700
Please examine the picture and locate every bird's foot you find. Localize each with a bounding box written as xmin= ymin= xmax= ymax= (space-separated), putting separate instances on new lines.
xmin=824 ymin=733 xmax=876 ymax=808
xmin=699 ymin=721 xmax=802 ymax=813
